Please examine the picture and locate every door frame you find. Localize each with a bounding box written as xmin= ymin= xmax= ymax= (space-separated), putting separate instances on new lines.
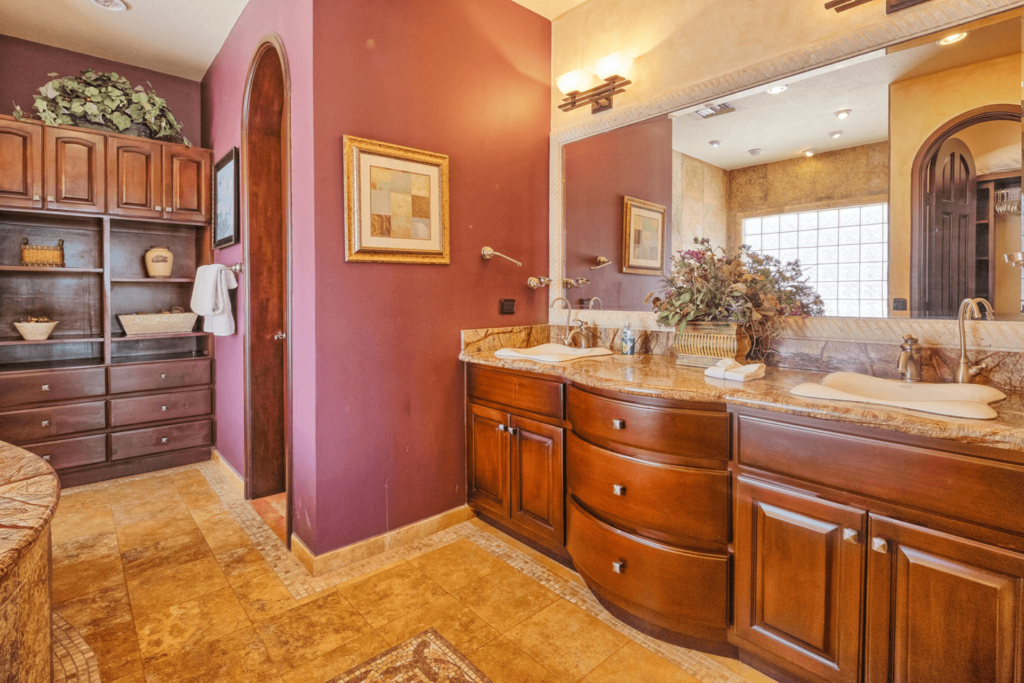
xmin=240 ymin=34 xmax=294 ymax=546
xmin=909 ymin=103 xmax=1021 ymax=315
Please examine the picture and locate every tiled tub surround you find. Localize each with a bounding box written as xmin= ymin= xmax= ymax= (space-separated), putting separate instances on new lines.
xmin=0 ymin=440 xmax=60 ymax=681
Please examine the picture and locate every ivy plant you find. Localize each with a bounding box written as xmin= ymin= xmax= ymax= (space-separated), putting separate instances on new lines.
xmin=13 ymin=70 xmax=189 ymax=146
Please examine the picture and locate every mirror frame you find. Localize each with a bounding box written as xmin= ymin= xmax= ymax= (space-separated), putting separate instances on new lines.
xmin=550 ymin=0 xmax=1023 ymax=336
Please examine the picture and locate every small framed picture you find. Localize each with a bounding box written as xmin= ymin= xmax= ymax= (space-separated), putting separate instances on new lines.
xmin=344 ymin=136 xmax=449 ymax=264
xmin=622 ymin=196 xmax=666 ymax=275
xmin=213 ymin=147 xmax=240 ymax=250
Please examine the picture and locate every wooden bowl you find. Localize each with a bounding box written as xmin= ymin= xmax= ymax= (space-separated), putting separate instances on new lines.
xmin=14 ymin=321 xmax=59 ymax=341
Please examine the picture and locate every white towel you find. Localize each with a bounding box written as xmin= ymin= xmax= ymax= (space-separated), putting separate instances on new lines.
xmin=704 ymin=358 xmax=766 ymax=382
xmin=191 ymin=264 xmax=238 ymax=336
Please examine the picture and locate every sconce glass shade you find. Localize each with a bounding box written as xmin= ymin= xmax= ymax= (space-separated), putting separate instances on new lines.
xmin=556 ymin=69 xmax=593 ymax=95
xmin=594 ymin=52 xmax=634 ymax=80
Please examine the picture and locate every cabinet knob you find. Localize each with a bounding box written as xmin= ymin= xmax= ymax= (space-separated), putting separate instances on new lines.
xmin=41 ymin=420 xmax=50 ymax=427
xmin=871 ymin=537 xmax=888 ymax=554
xmin=842 ymin=529 xmax=859 ymax=545
xmin=497 ymin=424 xmax=508 ymax=433
xmin=41 ymin=384 xmax=49 ymax=391
xmin=160 ymin=373 xmax=168 ymax=379
xmin=160 ymin=437 xmax=169 ymax=444
xmin=155 ymin=205 xmax=162 ymax=211
xmin=161 ymin=405 xmax=168 ymax=412
xmin=47 ymin=196 xmax=55 ymax=203
xmin=612 ymin=484 xmax=626 ymax=496
xmin=40 ymin=455 xmax=51 ymax=462
xmin=612 ymin=560 xmax=626 ymax=574
xmin=508 ymin=427 xmax=519 ymax=436
xmin=611 ymin=419 xmax=625 ymax=430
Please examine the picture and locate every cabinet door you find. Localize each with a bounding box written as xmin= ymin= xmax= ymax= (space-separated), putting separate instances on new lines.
xmin=163 ymin=146 xmax=210 ymax=223
xmin=0 ymin=118 xmax=43 ymax=209
xmin=509 ymin=415 xmax=564 ymax=549
xmin=107 ymin=137 xmax=164 ymax=217
xmin=866 ymin=515 xmax=1024 ymax=683
xmin=467 ymin=403 xmax=510 ymax=520
xmin=45 ymin=127 xmax=105 ymax=213
xmin=735 ymin=477 xmax=867 ymax=683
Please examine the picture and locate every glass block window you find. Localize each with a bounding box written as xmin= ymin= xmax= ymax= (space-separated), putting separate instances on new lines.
xmin=742 ymin=203 xmax=889 ymax=318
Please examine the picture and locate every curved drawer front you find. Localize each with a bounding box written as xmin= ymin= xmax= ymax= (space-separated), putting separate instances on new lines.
xmin=109 ymin=359 xmax=211 ymax=394
xmin=567 ymin=433 xmax=729 ymax=544
xmin=0 ymin=402 xmax=107 ymax=444
xmin=0 ymin=368 xmax=106 ymax=409
xmin=568 ymin=387 xmax=728 ymax=461
xmin=566 ymin=498 xmax=730 ymax=634
xmin=109 ymin=389 xmax=212 ymax=427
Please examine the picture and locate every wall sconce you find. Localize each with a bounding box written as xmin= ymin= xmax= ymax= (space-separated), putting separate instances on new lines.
xmin=557 ymin=52 xmax=634 ymax=114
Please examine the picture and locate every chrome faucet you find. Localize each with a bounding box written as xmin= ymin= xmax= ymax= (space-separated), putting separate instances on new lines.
xmin=896 ymin=335 xmax=922 ymax=383
xmin=955 ymin=298 xmax=993 ymax=383
xmin=550 ymin=297 xmax=587 ymax=348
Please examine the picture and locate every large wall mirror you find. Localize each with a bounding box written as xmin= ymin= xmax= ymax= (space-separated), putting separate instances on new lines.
xmin=562 ymin=11 xmax=1024 ymax=321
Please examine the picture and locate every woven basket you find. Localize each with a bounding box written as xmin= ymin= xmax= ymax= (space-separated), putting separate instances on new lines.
xmin=118 ymin=313 xmax=198 ymax=336
xmin=14 ymin=321 xmax=59 ymax=341
xmin=674 ymin=322 xmax=752 ymax=368
xmin=21 ymin=239 xmax=65 ymax=268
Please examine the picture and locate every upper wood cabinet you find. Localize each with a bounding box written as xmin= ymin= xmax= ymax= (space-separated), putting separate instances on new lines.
xmin=107 ymin=137 xmax=164 ymax=219
xmin=866 ymin=515 xmax=1024 ymax=683
xmin=0 ymin=118 xmax=43 ymax=210
xmin=45 ymin=127 xmax=105 ymax=213
xmin=163 ymin=146 xmax=211 ymax=224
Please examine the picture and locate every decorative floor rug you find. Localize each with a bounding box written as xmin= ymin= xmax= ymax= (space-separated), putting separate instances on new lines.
xmin=331 ymin=629 xmax=493 ymax=683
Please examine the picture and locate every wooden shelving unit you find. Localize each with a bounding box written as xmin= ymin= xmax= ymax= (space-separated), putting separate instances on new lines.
xmin=975 ymin=173 xmax=1021 ymax=302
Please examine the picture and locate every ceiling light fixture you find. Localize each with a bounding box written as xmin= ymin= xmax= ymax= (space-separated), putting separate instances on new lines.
xmin=828 ymin=131 xmax=843 ymax=139
xmin=709 ymin=140 xmax=722 ymax=148
xmin=557 ymin=52 xmax=634 ymax=115
xmin=803 ymin=149 xmax=818 ymax=157
xmin=834 ymin=109 xmax=852 ymax=120
xmin=89 ymin=0 xmax=127 ymax=10
xmin=749 ymin=149 xmax=762 ymax=157
xmin=939 ymin=32 xmax=968 ymax=46
xmin=766 ymin=85 xmax=788 ymax=94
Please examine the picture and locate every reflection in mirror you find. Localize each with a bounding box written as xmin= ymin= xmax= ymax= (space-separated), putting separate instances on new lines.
xmin=562 ymin=11 xmax=1024 ymax=320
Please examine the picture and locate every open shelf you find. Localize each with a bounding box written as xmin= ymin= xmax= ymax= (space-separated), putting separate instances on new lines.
xmin=0 ymin=335 xmax=104 ymax=346
xmin=112 ymin=331 xmax=209 ymax=341
xmin=111 ymin=278 xmax=195 ymax=283
xmin=110 ymin=351 xmax=211 ymax=366
xmin=0 ymin=266 xmax=104 ymax=274
xmin=0 ymin=356 xmax=106 ymax=374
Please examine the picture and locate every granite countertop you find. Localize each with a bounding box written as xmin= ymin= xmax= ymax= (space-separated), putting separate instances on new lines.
xmin=460 ymin=350 xmax=1024 ymax=457
xmin=0 ymin=441 xmax=60 ymax=584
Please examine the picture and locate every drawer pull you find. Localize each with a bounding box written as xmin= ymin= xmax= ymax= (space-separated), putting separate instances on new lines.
xmin=871 ymin=537 xmax=888 ymax=554
xmin=612 ymin=560 xmax=626 ymax=574
xmin=33 ymin=195 xmax=41 ymax=201
xmin=161 ymin=405 xmax=168 ymax=412
xmin=611 ymin=419 xmax=625 ymax=430
xmin=155 ymin=205 xmax=162 ymax=211
xmin=41 ymin=384 xmax=50 ymax=392
xmin=508 ymin=427 xmax=519 ymax=436
xmin=160 ymin=437 xmax=169 ymax=444
xmin=160 ymin=373 xmax=168 ymax=379
xmin=47 ymin=196 xmax=56 ymax=203
xmin=497 ymin=424 xmax=508 ymax=433
xmin=843 ymin=529 xmax=859 ymax=545
xmin=612 ymin=484 xmax=626 ymax=496
xmin=41 ymin=420 xmax=50 ymax=428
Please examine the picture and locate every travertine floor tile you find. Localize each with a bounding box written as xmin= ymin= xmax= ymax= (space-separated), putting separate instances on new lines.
xmin=84 ymin=622 xmax=143 ymax=682
xmin=581 ymin=641 xmax=702 ymax=682
xmin=707 ymin=654 xmax=781 ymax=683
xmin=115 ymin=514 xmax=202 ymax=553
xmin=409 ymin=538 xmax=510 ymax=592
xmin=134 ymin=587 xmax=249 ymax=663
xmin=120 ymin=530 xmax=211 ymax=583
xmin=339 ymin=561 xmax=448 ymax=627
xmin=54 ymin=583 xmax=134 ymax=636
xmin=254 ymin=589 xmax=371 ymax=670
xmin=505 ymin=600 xmax=629 ymax=681
xmin=190 ymin=506 xmax=252 ymax=552
xmin=51 ymin=507 xmax=116 ymax=544
xmin=279 ymin=630 xmax=390 ymax=683
xmin=52 ymin=554 xmax=125 ymax=604
xmin=110 ymin=497 xmax=192 ymax=527
xmin=377 ymin=594 xmax=500 ymax=653
xmin=468 ymin=635 xmax=562 ymax=683
xmin=215 ymin=545 xmax=275 ymax=586
xmin=468 ymin=517 xmax=585 ymax=587
xmin=126 ymin=554 xmax=229 ymax=615
xmin=230 ymin=566 xmax=299 ymax=622
xmin=142 ymin=626 xmax=282 ymax=683
xmin=452 ymin=562 xmax=560 ymax=632
xmin=52 ymin=529 xmax=120 ymax=569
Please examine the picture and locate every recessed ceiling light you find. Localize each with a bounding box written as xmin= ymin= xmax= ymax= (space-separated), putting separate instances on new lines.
xmin=939 ymin=32 xmax=968 ymax=46
xmin=709 ymin=140 xmax=722 ymax=148
xmin=766 ymin=85 xmax=788 ymax=95
xmin=89 ymin=0 xmax=127 ymax=9
xmin=749 ymin=148 xmax=762 ymax=157
xmin=803 ymin=149 xmax=818 ymax=157
xmin=834 ymin=109 xmax=852 ymax=120
xmin=828 ymin=131 xmax=843 ymax=139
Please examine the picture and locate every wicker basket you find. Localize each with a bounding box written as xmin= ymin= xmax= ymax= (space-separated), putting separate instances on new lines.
xmin=13 ymin=321 xmax=59 ymax=341
xmin=118 ymin=313 xmax=198 ymax=336
xmin=674 ymin=322 xmax=752 ymax=368
xmin=21 ymin=239 xmax=65 ymax=268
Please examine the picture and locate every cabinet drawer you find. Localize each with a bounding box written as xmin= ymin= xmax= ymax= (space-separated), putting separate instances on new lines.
xmin=0 ymin=368 xmax=106 ymax=409
xmin=109 ymin=359 xmax=211 ymax=394
xmin=468 ymin=365 xmax=563 ymax=420
xmin=110 ymin=419 xmax=212 ymax=461
xmin=566 ymin=498 xmax=730 ymax=635
xmin=0 ymin=402 xmax=106 ymax=444
xmin=568 ymin=387 xmax=729 ymax=462
xmin=108 ymin=389 xmax=212 ymax=427
xmin=567 ymin=433 xmax=729 ymax=545
xmin=23 ymin=435 xmax=107 ymax=470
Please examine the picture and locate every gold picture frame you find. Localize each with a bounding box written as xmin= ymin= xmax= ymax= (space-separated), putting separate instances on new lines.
xmin=344 ymin=136 xmax=450 ymax=264
xmin=622 ymin=196 xmax=666 ymax=275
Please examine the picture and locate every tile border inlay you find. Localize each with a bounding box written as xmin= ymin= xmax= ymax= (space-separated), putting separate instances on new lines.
xmin=51 ymin=612 xmax=101 ymax=683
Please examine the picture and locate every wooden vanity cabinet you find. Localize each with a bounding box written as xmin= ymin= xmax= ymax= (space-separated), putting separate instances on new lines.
xmin=0 ymin=118 xmax=43 ymax=210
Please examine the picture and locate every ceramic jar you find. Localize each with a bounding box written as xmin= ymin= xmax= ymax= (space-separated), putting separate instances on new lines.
xmin=144 ymin=246 xmax=174 ymax=278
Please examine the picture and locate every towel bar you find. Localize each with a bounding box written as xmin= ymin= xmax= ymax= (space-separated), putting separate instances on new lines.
xmin=228 ymin=263 xmax=244 ymax=274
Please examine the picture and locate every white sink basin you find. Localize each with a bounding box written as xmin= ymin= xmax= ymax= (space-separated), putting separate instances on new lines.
xmin=791 ymin=372 xmax=1006 ymax=420
xmin=494 ymin=344 xmax=613 ymax=364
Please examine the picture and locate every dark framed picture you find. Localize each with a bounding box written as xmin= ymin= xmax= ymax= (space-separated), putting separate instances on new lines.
xmin=213 ymin=147 xmax=240 ymax=250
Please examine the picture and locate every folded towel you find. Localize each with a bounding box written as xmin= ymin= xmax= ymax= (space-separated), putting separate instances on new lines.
xmin=191 ymin=264 xmax=238 ymax=336
xmin=704 ymin=358 xmax=766 ymax=382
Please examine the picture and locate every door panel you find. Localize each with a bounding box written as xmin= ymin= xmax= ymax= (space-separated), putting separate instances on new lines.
xmin=107 ymin=138 xmax=163 ymax=218
xmin=735 ymin=477 xmax=867 ymax=683
xmin=45 ymin=127 xmax=105 ymax=212
xmin=467 ymin=403 xmax=510 ymax=520
xmin=0 ymin=119 xmax=43 ymax=209
xmin=163 ymin=146 xmax=210 ymax=223
xmin=510 ymin=414 xmax=564 ymax=548
xmin=866 ymin=515 xmax=1024 ymax=683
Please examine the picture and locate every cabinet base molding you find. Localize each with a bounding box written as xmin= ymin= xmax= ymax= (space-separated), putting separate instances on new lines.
xmin=58 ymin=446 xmax=212 ymax=487
xmin=291 ymin=505 xmax=475 ymax=576
xmin=475 ymin=512 xmax=574 ymax=567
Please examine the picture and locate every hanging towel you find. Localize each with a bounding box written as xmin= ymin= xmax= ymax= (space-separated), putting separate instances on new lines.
xmin=191 ymin=264 xmax=238 ymax=336
xmin=704 ymin=358 xmax=766 ymax=382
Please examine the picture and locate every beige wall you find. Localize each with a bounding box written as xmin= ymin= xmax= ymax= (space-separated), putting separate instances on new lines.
xmin=888 ymin=53 xmax=1021 ymax=316
xmin=727 ymin=142 xmax=889 ymax=250
xmin=672 ymin=152 xmax=728 ymax=252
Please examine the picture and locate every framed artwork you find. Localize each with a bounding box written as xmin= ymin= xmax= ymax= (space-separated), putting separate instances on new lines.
xmin=213 ymin=147 xmax=240 ymax=250
xmin=343 ymin=136 xmax=450 ymax=264
xmin=622 ymin=196 xmax=667 ymax=275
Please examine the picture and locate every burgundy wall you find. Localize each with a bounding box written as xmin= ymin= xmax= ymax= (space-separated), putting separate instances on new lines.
xmin=310 ymin=0 xmax=551 ymax=553
xmin=201 ymin=0 xmax=319 ymax=545
xmin=0 ymin=35 xmax=202 ymax=142
xmin=564 ymin=116 xmax=673 ymax=310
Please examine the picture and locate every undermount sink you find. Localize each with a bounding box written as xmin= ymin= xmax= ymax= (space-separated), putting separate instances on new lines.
xmin=494 ymin=344 xmax=613 ymax=364
xmin=790 ymin=372 xmax=1006 ymax=420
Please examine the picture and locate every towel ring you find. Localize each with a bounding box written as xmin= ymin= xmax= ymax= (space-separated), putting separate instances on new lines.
xmin=229 ymin=263 xmax=244 ymax=274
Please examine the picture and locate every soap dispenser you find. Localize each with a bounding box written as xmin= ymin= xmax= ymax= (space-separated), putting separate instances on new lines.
xmin=621 ymin=319 xmax=636 ymax=356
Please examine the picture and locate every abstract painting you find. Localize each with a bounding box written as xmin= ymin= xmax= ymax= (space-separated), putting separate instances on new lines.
xmin=344 ymin=136 xmax=449 ymax=264
xmin=622 ymin=196 xmax=666 ymax=275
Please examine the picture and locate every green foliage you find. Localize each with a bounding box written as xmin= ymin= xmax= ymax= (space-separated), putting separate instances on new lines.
xmin=13 ymin=70 xmax=189 ymax=146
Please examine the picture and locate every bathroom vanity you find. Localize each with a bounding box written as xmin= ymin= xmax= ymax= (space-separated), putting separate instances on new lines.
xmin=463 ymin=352 xmax=1024 ymax=683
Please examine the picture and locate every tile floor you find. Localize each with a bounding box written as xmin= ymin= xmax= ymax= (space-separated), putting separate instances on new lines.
xmin=50 ymin=463 xmax=778 ymax=683
xmin=250 ymin=493 xmax=288 ymax=543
